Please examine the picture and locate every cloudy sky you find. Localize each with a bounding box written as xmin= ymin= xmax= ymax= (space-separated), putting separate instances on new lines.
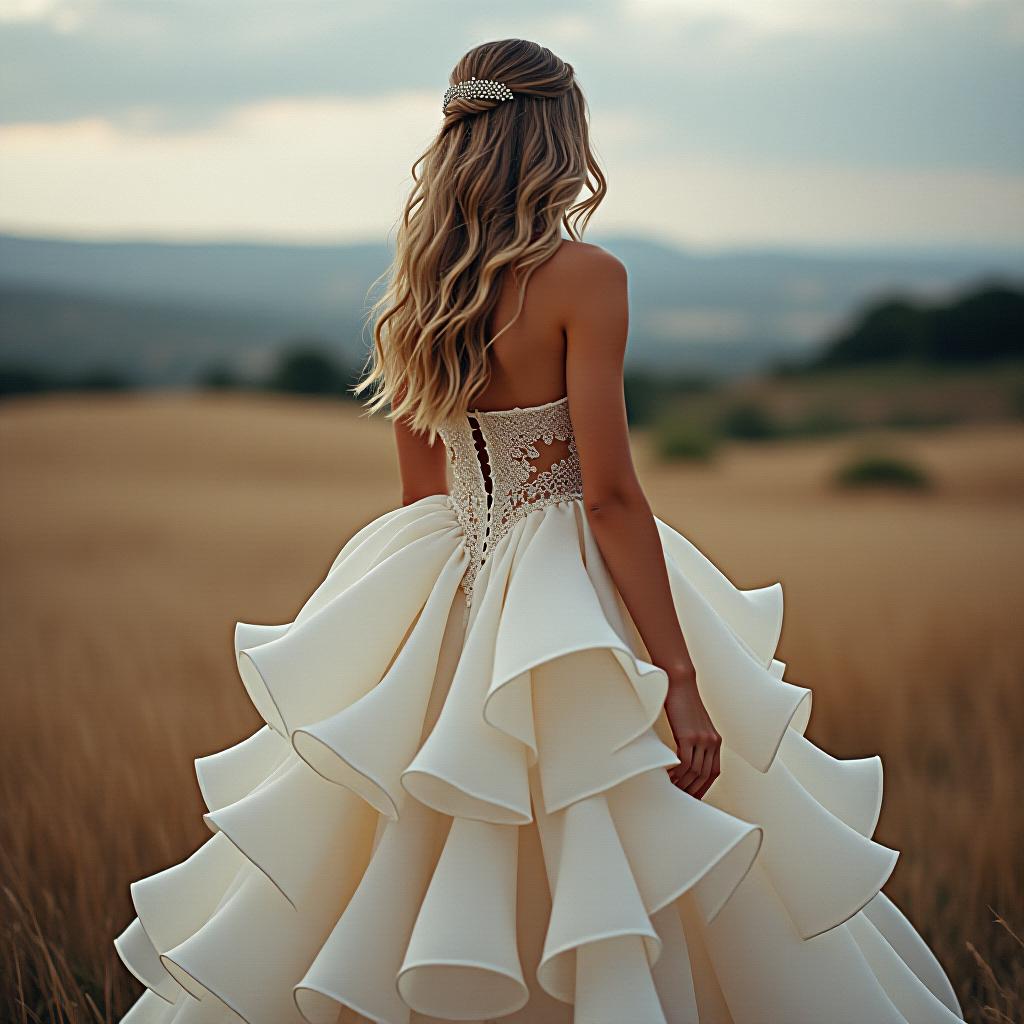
xmin=1 ymin=0 xmax=1022 ymax=250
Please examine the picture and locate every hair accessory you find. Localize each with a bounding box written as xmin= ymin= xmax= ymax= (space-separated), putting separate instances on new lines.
xmin=442 ymin=75 xmax=514 ymax=112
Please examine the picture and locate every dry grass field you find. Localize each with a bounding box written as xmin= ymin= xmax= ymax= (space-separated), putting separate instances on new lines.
xmin=1 ymin=392 xmax=1022 ymax=1023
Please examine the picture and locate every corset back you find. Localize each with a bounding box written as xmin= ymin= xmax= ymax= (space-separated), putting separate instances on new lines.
xmin=439 ymin=395 xmax=584 ymax=603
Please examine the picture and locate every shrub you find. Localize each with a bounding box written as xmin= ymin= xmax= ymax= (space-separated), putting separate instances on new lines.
xmin=1012 ymin=386 xmax=1024 ymax=421
xmin=835 ymin=452 xmax=932 ymax=490
xmin=0 ymin=365 xmax=134 ymax=398
xmin=788 ymin=406 xmax=855 ymax=438
xmin=71 ymin=369 xmax=130 ymax=392
xmin=200 ymin=363 xmax=244 ymax=390
xmin=718 ymin=402 xmax=785 ymax=441
xmin=0 ymin=365 xmax=53 ymax=398
xmin=624 ymin=372 xmax=714 ymax=427
xmin=654 ymin=417 xmax=718 ymax=462
xmin=882 ymin=408 xmax=959 ymax=431
xmin=267 ymin=344 xmax=352 ymax=397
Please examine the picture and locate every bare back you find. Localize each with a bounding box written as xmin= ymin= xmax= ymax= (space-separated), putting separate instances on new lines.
xmin=468 ymin=238 xmax=581 ymax=411
xmin=392 ymin=237 xmax=635 ymax=509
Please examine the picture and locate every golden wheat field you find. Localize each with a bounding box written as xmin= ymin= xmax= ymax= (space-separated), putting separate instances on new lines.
xmin=1 ymin=392 xmax=1022 ymax=1023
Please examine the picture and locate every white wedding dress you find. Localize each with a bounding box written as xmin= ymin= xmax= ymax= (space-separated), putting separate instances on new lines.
xmin=115 ymin=395 xmax=964 ymax=1024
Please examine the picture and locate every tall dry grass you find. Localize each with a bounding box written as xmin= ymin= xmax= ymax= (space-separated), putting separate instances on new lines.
xmin=1 ymin=393 xmax=1021 ymax=1023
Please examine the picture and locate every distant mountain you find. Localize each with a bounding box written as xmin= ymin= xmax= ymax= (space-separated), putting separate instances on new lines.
xmin=1 ymin=232 xmax=1022 ymax=386
xmin=0 ymin=285 xmax=298 ymax=387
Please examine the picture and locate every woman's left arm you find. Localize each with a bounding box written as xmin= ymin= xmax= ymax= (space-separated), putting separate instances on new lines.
xmin=393 ymin=415 xmax=448 ymax=506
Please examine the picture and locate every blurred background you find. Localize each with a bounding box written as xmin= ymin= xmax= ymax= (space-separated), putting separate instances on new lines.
xmin=1 ymin=1 xmax=1022 ymax=1021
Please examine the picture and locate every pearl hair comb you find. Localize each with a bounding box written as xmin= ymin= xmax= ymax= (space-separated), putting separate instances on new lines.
xmin=442 ymin=75 xmax=515 ymax=112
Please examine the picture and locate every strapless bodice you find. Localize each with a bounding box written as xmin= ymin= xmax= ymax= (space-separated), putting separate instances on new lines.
xmin=438 ymin=395 xmax=584 ymax=603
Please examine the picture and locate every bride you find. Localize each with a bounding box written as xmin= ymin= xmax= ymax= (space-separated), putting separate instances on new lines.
xmin=115 ymin=37 xmax=965 ymax=1024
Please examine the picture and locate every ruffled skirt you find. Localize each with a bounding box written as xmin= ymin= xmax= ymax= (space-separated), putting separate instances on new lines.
xmin=115 ymin=495 xmax=964 ymax=1023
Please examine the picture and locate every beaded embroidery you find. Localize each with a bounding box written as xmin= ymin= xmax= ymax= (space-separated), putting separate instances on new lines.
xmin=439 ymin=396 xmax=584 ymax=604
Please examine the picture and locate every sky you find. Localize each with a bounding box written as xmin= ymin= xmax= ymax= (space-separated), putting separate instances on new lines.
xmin=1 ymin=0 xmax=1022 ymax=251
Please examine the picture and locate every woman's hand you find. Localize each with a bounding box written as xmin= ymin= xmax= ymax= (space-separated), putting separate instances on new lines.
xmin=663 ymin=667 xmax=721 ymax=800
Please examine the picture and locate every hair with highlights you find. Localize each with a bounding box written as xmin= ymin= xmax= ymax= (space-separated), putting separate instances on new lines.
xmin=354 ymin=38 xmax=607 ymax=441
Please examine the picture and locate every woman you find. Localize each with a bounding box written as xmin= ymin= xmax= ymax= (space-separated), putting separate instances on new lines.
xmin=115 ymin=38 xmax=964 ymax=1024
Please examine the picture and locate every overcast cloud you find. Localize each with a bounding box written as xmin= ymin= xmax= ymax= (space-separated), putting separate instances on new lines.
xmin=1 ymin=0 xmax=1022 ymax=248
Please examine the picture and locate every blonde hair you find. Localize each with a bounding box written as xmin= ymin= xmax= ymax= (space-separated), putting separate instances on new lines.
xmin=354 ymin=38 xmax=607 ymax=442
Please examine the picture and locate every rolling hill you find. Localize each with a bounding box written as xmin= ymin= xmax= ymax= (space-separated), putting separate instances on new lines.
xmin=1 ymin=232 xmax=1021 ymax=386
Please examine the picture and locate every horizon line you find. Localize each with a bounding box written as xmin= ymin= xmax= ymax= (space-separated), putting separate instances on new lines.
xmin=2 ymin=226 xmax=1023 ymax=264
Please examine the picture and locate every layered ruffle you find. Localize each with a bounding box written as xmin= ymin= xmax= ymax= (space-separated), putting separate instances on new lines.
xmin=116 ymin=494 xmax=964 ymax=1023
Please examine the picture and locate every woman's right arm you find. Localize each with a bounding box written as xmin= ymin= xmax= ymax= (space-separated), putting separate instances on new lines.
xmin=563 ymin=245 xmax=721 ymax=799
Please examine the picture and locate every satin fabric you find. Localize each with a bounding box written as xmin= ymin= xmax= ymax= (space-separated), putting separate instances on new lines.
xmin=115 ymin=494 xmax=964 ymax=1023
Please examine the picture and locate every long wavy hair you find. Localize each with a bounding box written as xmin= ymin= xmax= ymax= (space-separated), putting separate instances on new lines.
xmin=353 ymin=38 xmax=607 ymax=441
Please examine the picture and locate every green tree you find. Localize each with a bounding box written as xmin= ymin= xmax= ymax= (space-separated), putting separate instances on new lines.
xmin=200 ymin=363 xmax=243 ymax=390
xmin=817 ymin=298 xmax=929 ymax=366
xmin=267 ymin=341 xmax=354 ymax=397
xmin=929 ymin=284 xmax=1024 ymax=363
xmin=814 ymin=281 xmax=1024 ymax=368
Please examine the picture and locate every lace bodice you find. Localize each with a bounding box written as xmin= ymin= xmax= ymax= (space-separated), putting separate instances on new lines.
xmin=439 ymin=395 xmax=584 ymax=604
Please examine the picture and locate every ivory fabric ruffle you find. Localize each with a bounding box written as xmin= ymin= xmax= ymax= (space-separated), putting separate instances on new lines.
xmin=115 ymin=494 xmax=964 ymax=1023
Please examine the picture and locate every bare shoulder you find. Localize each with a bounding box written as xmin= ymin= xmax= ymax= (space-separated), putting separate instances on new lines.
xmin=535 ymin=239 xmax=628 ymax=338
xmin=546 ymin=238 xmax=627 ymax=288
